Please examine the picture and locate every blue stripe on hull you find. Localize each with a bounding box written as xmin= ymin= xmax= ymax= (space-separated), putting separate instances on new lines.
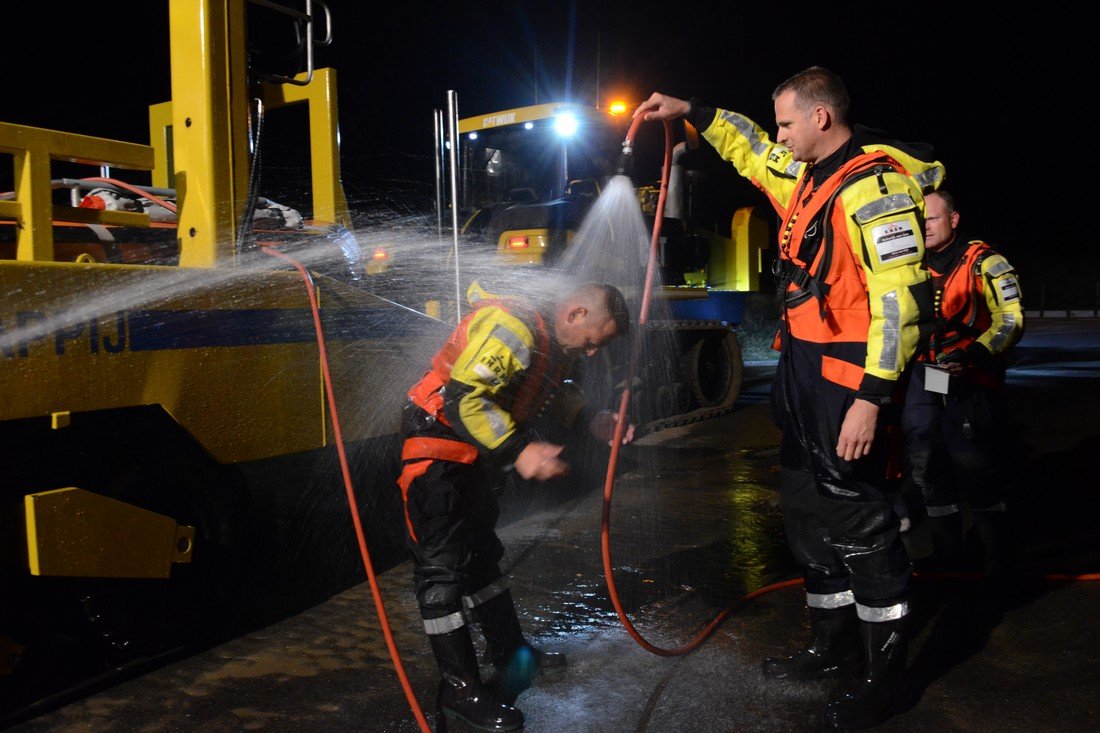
xmin=128 ymin=308 xmax=424 ymax=351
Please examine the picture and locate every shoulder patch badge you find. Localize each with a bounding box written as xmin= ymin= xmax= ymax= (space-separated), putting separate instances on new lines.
xmin=998 ymin=275 xmax=1021 ymax=302
xmin=871 ymin=218 xmax=920 ymax=264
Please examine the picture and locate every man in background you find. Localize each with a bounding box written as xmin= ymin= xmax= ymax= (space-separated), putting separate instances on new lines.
xmin=902 ymin=189 xmax=1024 ymax=579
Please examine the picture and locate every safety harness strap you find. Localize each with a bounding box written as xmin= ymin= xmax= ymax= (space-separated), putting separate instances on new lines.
xmin=401 ymin=436 xmax=478 ymax=464
xmin=396 ymin=458 xmax=433 ymax=544
xmin=396 ymin=437 xmax=480 ymax=545
xmin=407 ymin=370 xmax=450 ymax=427
xmin=778 ymin=159 xmax=899 ymax=320
xmin=772 ymin=258 xmax=828 ymax=307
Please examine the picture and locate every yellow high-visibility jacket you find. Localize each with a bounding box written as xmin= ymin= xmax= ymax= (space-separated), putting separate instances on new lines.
xmin=406 ymin=286 xmax=568 ymax=465
xmin=700 ymin=108 xmax=946 ymax=400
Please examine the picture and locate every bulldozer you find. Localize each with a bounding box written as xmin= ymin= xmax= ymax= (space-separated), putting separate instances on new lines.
xmin=446 ymin=100 xmax=771 ymax=433
xmin=0 ymin=0 xmax=450 ymax=719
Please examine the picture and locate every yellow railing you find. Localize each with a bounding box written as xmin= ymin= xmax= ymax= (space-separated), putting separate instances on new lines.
xmin=0 ymin=121 xmax=154 ymax=262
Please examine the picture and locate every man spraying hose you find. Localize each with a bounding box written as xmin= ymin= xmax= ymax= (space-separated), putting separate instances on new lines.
xmin=635 ymin=66 xmax=944 ymax=729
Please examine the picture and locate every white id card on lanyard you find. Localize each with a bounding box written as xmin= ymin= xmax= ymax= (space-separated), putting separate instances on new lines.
xmin=924 ymin=363 xmax=951 ymax=395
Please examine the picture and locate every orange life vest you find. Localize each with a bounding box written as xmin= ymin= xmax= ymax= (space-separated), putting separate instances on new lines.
xmin=923 ymin=241 xmax=993 ymax=358
xmin=398 ymin=298 xmax=559 ymax=543
xmin=775 ymin=153 xmax=913 ymax=348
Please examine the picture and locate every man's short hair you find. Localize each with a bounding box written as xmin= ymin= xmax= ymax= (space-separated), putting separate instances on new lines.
xmin=575 ymin=281 xmax=630 ymax=335
xmin=927 ymin=189 xmax=957 ymax=214
xmin=772 ymin=66 xmax=851 ymax=125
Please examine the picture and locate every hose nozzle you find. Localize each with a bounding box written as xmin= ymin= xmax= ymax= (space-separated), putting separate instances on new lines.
xmin=616 ymin=139 xmax=634 ymax=177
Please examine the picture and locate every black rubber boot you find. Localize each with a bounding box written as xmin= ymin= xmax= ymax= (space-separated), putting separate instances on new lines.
xmin=429 ymin=627 xmax=524 ymax=732
xmin=762 ymin=605 xmax=861 ymax=681
xmin=916 ymin=513 xmax=964 ymax=572
xmin=821 ymin=618 xmax=908 ymax=730
xmin=476 ymin=590 xmax=566 ymax=702
xmin=971 ymin=509 xmax=1014 ymax=578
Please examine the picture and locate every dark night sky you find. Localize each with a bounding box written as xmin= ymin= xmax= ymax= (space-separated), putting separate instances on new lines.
xmin=5 ymin=2 xmax=1097 ymax=306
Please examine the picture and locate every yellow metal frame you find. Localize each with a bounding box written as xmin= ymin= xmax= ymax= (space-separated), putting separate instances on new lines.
xmin=0 ymin=122 xmax=154 ymax=262
xmin=261 ymin=68 xmax=351 ymax=229
xmin=148 ymin=101 xmax=174 ymax=190
xmin=168 ymin=0 xmax=251 ymax=267
xmin=152 ymin=0 xmax=351 ymax=261
xmin=149 ymin=65 xmax=351 ymax=239
xmin=25 ymin=487 xmax=194 ymax=578
xmin=695 ymin=206 xmax=769 ymax=292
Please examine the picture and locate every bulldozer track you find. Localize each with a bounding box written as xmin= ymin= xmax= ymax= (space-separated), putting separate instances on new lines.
xmin=637 ymin=319 xmax=743 ymax=436
xmin=640 ymin=401 xmax=739 ymax=436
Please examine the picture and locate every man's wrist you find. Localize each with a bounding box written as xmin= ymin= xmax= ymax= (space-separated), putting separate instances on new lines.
xmin=856 ymin=374 xmax=895 ymax=405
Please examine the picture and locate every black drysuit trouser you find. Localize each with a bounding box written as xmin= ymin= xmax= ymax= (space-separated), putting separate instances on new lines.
xmin=771 ymin=344 xmax=911 ymax=609
xmin=902 ymin=364 xmax=1008 ymax=512
xmin=402 ymin=456 xmax=506 ymax=622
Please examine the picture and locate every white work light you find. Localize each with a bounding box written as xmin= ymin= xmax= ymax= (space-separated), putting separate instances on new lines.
xmin=553 ymin=112 xmax=578 ymax=137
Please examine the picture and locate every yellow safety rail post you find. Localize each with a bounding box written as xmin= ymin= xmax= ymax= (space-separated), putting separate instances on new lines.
xmin=168 ymin=0 xmax=251 ymax=267
xmin=261 ymin=67 xmax=351 ymax=229
xmin=729 ymin=206 xmax=769 ymax=292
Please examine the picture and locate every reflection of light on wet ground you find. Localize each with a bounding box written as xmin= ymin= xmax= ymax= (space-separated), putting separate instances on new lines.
xmin=549 ymin=578 xmax=621 ymax=635
xmin=506 ymin=433 xmax=793 ymax=641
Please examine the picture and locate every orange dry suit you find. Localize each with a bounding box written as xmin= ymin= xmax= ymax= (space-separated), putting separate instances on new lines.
xmin=689 ymin=101 xmax=945 ymax=616
xmin=396 ymin=285 xmax=571 ymax=634
xmin=903 ymin=236 xmax=1024 ymax=517
xmin=919 ymin=239 xmax=1024 ymax=388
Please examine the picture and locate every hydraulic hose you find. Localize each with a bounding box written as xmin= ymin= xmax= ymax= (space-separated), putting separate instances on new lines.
xmin=79 ymin=176 xmax=179 ymax=215
xmin=237 ymin=99 xmax=266 ymax=257
xmin=260 ymin=246 xmax=432 ymax=733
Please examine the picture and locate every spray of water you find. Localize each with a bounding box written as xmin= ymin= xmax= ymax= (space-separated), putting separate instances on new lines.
xmin=1 ymin=173 xmax=703 ymax=613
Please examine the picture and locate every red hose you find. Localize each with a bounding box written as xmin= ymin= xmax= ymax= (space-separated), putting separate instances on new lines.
xmin=263 ymin=234 xmax=1099 ymax=724
xmin=80 ymin=176 xmax=179 ymax=214
xmin=261 ymin=246 xmax=433 ymax=733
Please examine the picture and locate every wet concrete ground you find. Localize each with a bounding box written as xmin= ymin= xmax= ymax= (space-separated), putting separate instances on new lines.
xmin=8 ymin=319 xmax=1100 ymax=732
